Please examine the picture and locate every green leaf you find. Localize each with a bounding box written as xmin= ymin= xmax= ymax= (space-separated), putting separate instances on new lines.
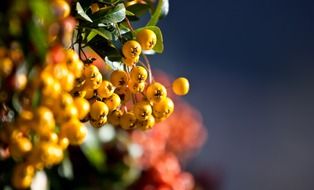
xmin=88 ymin=28 xmax=114 ymax=41
xmin=76 ymin=2 xmax=93 ymax=23
xmin=146 ymin=0 xmax=169 ymax=26
xmin=126 ymin=3 xmax=150 ymax=17
xmin=125 ymin=10 xmax=135 ymax=16
xmin=134 ymin=26 xmax=164 ymax=53
xmin=93 ymin=3 xmax=126 ymax=24
xmin=88 ymin=35 xmax=121 ymax=62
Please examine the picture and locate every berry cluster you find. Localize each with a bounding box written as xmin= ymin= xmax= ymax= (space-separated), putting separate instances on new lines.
xmin=0 ymin=0 xmax=193 ymax=189
xmin=70 ymin=31 xmax=190 ymax=131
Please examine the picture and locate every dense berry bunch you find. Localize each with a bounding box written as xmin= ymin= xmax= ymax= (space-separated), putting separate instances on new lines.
xmin=0 ymin=0 xmax=194 ymax=189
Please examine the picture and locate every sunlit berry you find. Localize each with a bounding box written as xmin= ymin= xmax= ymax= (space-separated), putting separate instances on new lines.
xmin=133 ymin=101 xmax=152 ymax=120
xmin=110 ymin=70 xmax=129 ymax=87
xmin=136 ymin=29 xmax=157 ymax=50
xmin=153 ymin=97 xmax=174 ymax=120
xmin=9 ymin=136 xmax=32 ymax=159
xmin=84 ymin=72 xmax=102 ymax=89
xmin=130 ymin=66 xmax=148 ymax=83
xmin=84 ymin=64 xmax=100 ymax=79
xmin=35 ymin=106 xmax=55 ymax=136
xmin=97 ymin=80 xmax=114 ymax=99
xmin=145 ymin=82 xmax=167 ymax=103
xmin=60 ymin=119 xmax=87 ymax=145
xmin=104 ymin=93 xmax=121 ymax=111
xmin=122 ymin=56 xmax=139 ymax=67
xmin=172 ymin=77 xmax=190 ymax=96
xmin=122 ymin=40 xmax=142 ymax=58
xmin=90 ymin=101 xmax=109 ymax=120
xmin=73 ymin=97 xmax=90 ymax=120
xmin=128 ymin=80 xmax=145 ymax=93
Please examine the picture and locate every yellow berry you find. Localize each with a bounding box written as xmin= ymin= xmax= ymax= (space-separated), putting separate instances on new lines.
xmin=122 ymin=40 xmax=142 ymax=58
xmin=73 ymin=97 xmax=90 ymax=120
xmin=84 ymin=72 xmax=102 ymax=89
xmin=34 ymin=106 xmax=55 ymax=136
xmin=120 ymin=112 xmax=137 ymax=130
xmin=122 ymin=56 xmax=139 ymax=67
xmin=90 ymin=101 xmax=109 ymax=120
xmin=66 ymin=49 xmax=84 ymax=78
xmin=90 ymin=117 xmax=107 ymax=128
xmin=133 ymin=101 xmax=152 ymax=120
xmin=60 ymin=119 xmax=87 ymax=145
xmin=172 ymin=77 xmax=190 ymax=96
xmin=11 ymin=164 xmax=34 ymax=189
xmin=136 ymin=29 xmax=157 ymax=50
xmin=115 ymin=86 xmax=131 ymax=103
xmin=145 ymin=82 xmax=167 ymax=103
xmin=97 ymin=80 xmax=114 ymax=99
xmin=108 ymin=110 xmax=123 ymax=126
xmin=104 ymin=93 xmax=121 ymax=111
xmin=84 ymin=64 xmax=100 ymax=79
xmin=110 ymin=70 xmax=129 ymax=87
xmin=130 ymin=66 xmax=148 ymax=83
xmin=153 ymin=97 xmax=174 ymax=120
xmin=135 ymin=115 xmax=155 ymax=130
xmin=0 ymin=57 xmax=13 ymax=77
xmin=52 ymin=0 xmax=71 ymax=19
xmin=128 ymin=80 xmax=145 ymax=93
xmin=9 ymin=136 xmax=32 ymax=159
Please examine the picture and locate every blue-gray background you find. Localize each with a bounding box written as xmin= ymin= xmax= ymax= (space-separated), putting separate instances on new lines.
xmin=151 ymin=0 xmax=314 ymax=190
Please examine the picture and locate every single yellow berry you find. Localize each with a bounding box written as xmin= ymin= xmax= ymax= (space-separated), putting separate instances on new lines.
xmin=172 ymin=77 xmax=190 ymax=96
xmin=153 ymin=97 xmax=174 ymax=120
xmin=60 ymin=119 xmax=87 ymax=145
xmin=90 ymin=101 xmax=109 ymax=120
xmin=145 ymin=82 xmax=167 ymax=103
xmin=130 ymin=66 xmax=148 ymax=83
xmin=120 ymin=112 xmax=137 ymax=130
xmin=133 ymin=101 xmax=152 ymax=120
xmin=135 ymin=115 xmax=155 ymax=130
xmin=73 ymin=97 xmax=90 ymax=120
xmin=128 ymin=80 xmax=145 ymax=93
xmin=108 ymin=109 xmax=123 ymax=126
xmin=110 ymin=70 xmax=129 ymax=87
xmin=122 ymin=40 xmax=142 ymax=58
xmin=97 ymin=80 xmax=115 ymax=99
xmin=136 ymin=29 xmax=157 ymax=50
xmin=104 ymin=93 xmax=121 ymax=111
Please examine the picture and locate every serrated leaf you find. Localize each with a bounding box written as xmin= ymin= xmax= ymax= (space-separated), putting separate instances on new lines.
xmin=93 ymin=3 xmax=126 ymax=24
xmin=146 ymin=0 xmax=169 ymax=26
xmin=76 ymin=2 xmax=93 ymax=23
xmin=134 ymin=26 xmax=164 ymax=53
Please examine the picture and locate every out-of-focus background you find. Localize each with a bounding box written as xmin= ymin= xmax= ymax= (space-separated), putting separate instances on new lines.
xmin=151 ymin=0 xmax=314 ymax=190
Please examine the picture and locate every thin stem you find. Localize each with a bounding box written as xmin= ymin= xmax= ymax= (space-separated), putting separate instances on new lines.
xmin=142 ymin=54 xmax=153 ymax=83
xmin=124 ymin=17 xmax=135 ymax=32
